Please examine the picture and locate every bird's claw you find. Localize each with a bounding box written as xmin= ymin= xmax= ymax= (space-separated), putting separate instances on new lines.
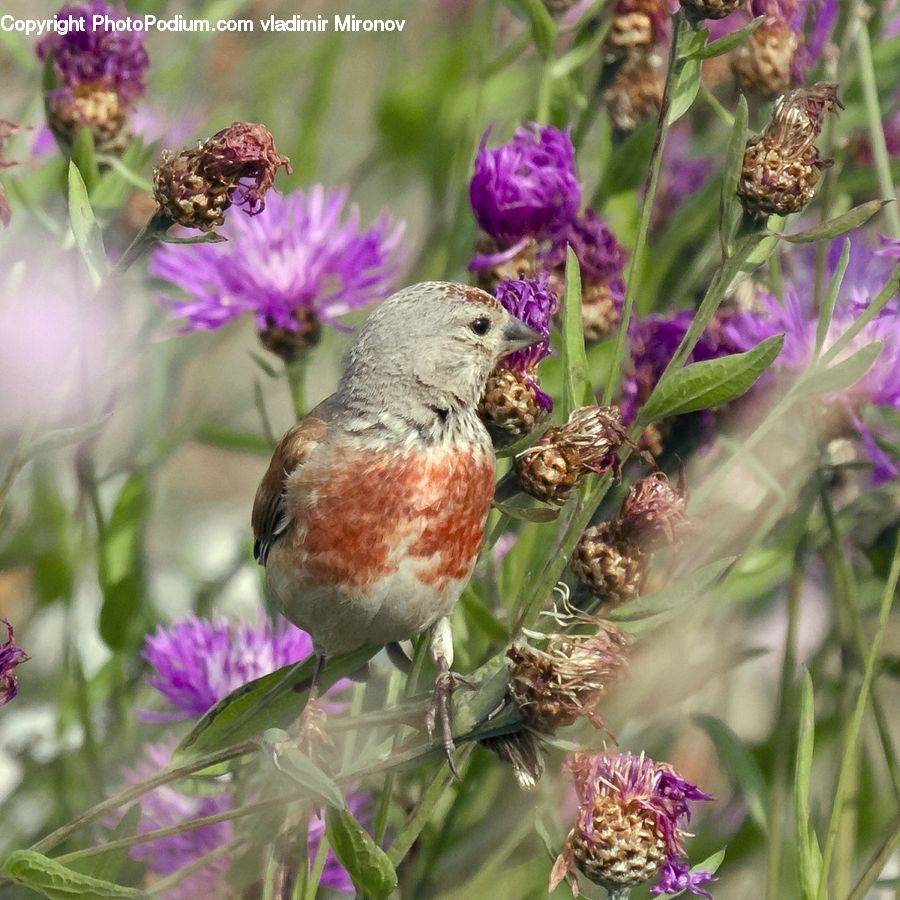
xmin=426 ymin=670 xmax=473 ymax=779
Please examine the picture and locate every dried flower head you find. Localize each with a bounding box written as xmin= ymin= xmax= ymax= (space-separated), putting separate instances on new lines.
xmin=471 ymin=236 xmax=537 ymax=292
xmin=605 ymin=51 xmax=666 ymax=132
xmin=571 ymin=522 xmax=646 ymax=605
xmin=478 ymin=275 xmax=558 ymax=440
xmin=469 ymin=125 xmax=580 ymax=252
xmin=152 ymin=122 xmax=291 ymax=231
xmin=616 ymin=472 xmax=689 ymax=550
xmin=605 ymin=0 xmax=670 ymax=54
xmin=481 ymin=730 xmax=546 ymax=790
xmin=680 ymin=0 xmax=746 ymax=20
xmin=731 ymin=21 xmax=800 ymax=96
xmin=738 ymin=82 xmax=842 ymax=217
xmin=1 ymin=619 xmax=29 ymax=705
xmin=550 ymin=751 xmax=715 ymax=896
xmin=507 ymin=623 xmax=631 ymax=732
xmin=515 ymin=406 xmax=628 ymax=505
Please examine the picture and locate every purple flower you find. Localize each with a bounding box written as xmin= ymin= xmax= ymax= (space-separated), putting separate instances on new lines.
xmin=123 ymin=739 xmax=362 ymax=897
xmin=469 ymin=125 xmax=580 ymax=250
xmin=36 ymin=1 xmax=148 ymax=102
xmin=141 ymin=613 xmax=316 ymax=720
xmin=150 ymin=186 xmax=405 ymax=334
xmin=542 ymin=209 xmax=627 ymax=294
xmin=494 ymin=274 xmax=558 ymax=410
xmin=1 ymin=619 xmax=29 ymax=705
xmin=557 ymin=751 xmax=715 ymax=897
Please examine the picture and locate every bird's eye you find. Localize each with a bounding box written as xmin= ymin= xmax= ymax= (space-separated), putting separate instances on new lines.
xmin=470 ymin=317 xmax=491 ymax=336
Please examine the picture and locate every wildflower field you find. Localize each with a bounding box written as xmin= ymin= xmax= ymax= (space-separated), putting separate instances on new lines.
xmin=0 ymin=0 xmax=898 ymax=898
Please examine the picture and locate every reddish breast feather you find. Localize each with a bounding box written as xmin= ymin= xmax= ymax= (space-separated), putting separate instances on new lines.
xmin=298 ymin=447 xmax=495 ymax=591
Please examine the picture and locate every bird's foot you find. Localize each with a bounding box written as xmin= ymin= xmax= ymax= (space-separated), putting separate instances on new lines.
xmin=425 ymin=669 xmax=476 ymax=778
xmin=296 ymin=697 xmax=331 ymax=758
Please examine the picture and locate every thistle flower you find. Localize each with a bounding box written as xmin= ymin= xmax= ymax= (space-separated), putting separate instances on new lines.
xmin=152 ymin=122 xmax=291 ymax=232
xmin=479 ymin=275 xmax=558 ymax=440
xmin=605 ymin=0 xmax=671 ymax=55
xmin=141 ymin=612 xmax=318 ymax=720
xmin=515 ymin=406 xmax=628 ymax=504
xmin=542 ymin=210 xmax=628 ymax=342
xmin=616 ymin=471 xmax=689 ymax=550
xmin=150 ymin=186 xmax=405 ymax=358
xmin=507 ymin=623 xmax=631 ymax=731
xmin=36 ymin=1 xmax=148 ymax=153
xmin=549 ymin=751 xmax=714 ymax=896
xmin=604 ymin=50 xmax=667 ymax=132
xmin=1 ymin=619 xmax=29 ymax=705
xmin=0 ymin=120 xmax=25 ymax=229
xmin=469 ymin=125 xmax=580 ymax=268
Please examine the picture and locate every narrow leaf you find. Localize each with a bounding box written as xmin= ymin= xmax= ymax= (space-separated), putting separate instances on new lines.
xmin=560 ymin=245 xmax=593 ymax=416
xmin=797 ymin=341 xmax=882 ymax=398
xmin=69 ymin=807 xmax=141 ymax=882
xmin=720 ymin=95 xmax=748 ymax=254
xmin=813 ymin=238 xmax=850 ymax=358
xmin=640 ymin=335 xmax=783 ymax=422
xmin=686 ymin=17 xmax=764 ymax=59
xmin=67 ymin=161 xmax=107 ymax=288
xmin=667 ymin=58 xmax=702 ymax=124
xmin=695 ymin=716 xmax=768 ymax=829
xmin=266 ymin=735 xmax=345 ymax=809
xmin=505 ymin=0 xmax=557 ymax=57
xmin=491 ymin=500 xmax=560 ymax=522
xmin=795 ymin=668 xmax=816 ymax=899
xmin=325 ymin=807 xmax=397 ymax=899
xmin=550 ymin=24 xmax=608 ymax=78
xmin=158 ymin=232 xmax=227 ymax=244
xmin=3 ymin=850 xmax=150 ymax=899
xmin=777 ymin=200 xmax=891 ymax=243
xmin=25 ymin=415 xmax=111 ymax=457
xmin=70 ymin=127 xmax=100 ymax=194
xmin=177 ymin=646 xmax=378 ymax=758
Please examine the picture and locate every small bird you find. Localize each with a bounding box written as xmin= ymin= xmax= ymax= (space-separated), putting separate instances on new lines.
xmin=252 ymin=281 xmax=542 ymax=762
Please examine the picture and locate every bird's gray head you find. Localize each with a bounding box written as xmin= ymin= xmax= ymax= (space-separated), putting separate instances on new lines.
xmin=338 ymin=281 xmax=542 ymax=412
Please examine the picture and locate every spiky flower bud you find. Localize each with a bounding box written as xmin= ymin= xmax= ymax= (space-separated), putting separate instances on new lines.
xmin=680 ymin=0 xmax=746 ymax=20
xmin=152 ymin=122 xmax=291 ymax=231
xmin=605 ymin=0 xmax=670 ymax=55
xmin=571 ymin=523 xmax=645 ymax=605
xmin=731 ymin=22 xmax=799 ymax=97
xmin=604 ymin=52 xmax=666 ymax=132
xmin=46 ymin=83 xmax=131 ymax=154
xmin=1 ymin=619 xmax=29 ymax=705
xmin=479 ymin=367 xmax=545 ymax=440
xmin=515 ymin=406 xmax=627 ymax=505
xmin=616 ymin=472 xmax=689 ymax=551
xmin=507 ymin=624 xmax=631 ymax=732
xmin=549 ymin=752 xmax=715 ymax=897
xmin=737 ymin=82 xmax=842 ymax=217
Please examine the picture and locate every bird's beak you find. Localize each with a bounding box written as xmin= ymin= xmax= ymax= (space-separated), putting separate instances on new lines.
xmin=500 ymin=318 xmax=544 ymax=355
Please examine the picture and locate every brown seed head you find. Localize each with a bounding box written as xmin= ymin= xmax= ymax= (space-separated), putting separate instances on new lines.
xmin=473 ymin=236 xmax=537 ymax=293
xmin=46 ymin=81 xmax=131 ymax=154
xmin=615 ymin=471 xmax=689 ymax=551
xmin=479 ymin=366 xmax=546 ymax=443
xmin=604 ymin=51 xmax=666 ymax=132
xmin=680 ymin=0 xmax=746 ymax=20
xmin=605 ymin=0 xmax=668 ymax=55
xmin=581 ymin=280 xmax=622 ymax=343
xmin=571 ymin=523 xmax=645 ymax=605
xmin=731 ymin=22 xmax=799 ymax=97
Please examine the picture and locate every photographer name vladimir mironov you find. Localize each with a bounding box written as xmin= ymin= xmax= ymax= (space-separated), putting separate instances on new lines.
xmin=0 ymin=12 xmax=407 ymax=36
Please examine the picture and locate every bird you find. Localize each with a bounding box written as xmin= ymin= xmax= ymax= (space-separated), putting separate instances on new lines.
xmin=251 ymin=281 xmax=542 ymax=765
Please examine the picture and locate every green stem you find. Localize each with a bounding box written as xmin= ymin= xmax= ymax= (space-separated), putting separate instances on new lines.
xmin=846 ymin=813 xmax=900 ymax=900
xmin=112 ymin=209 xmax=173 ymax=275
xmin=855 ymin=13 xmax=900 ymax=237
xmin=304 ymin=831 xmax=331 ymax=900
xmin=146 ymin=838 xmax=244 ymax=895
xmin=285 ymin=359 xmax=306 ymax=420
xmin=816 ymin=532 xmax=900 ymax=899
xmin=603 ymin=11 xmax=685 ymax=405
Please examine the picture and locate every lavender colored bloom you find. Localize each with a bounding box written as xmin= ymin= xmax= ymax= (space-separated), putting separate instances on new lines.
xmin=651 ymin=859 xmax=716 ymax=898
xmin=150 ymin=186 xmax=405 ymax=334
xmin=542 ymin=209 xmax=627 ymax=293
xmin=36 ymin=1 xmax=148 ymax=101
xmin=494 ymin=274 xmax=558 ymax=410
xmin=142 ymin=613 xmax=315 ymax=720
xmin=469 ymin=125 xmax=580 ymax=251
xmin=1 ymin=619 xmax=29 ymax=705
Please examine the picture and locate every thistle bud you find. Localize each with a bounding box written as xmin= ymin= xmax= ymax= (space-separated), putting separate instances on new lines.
xmin=680 ymin=0 xmax=746 ymax=20
xmin=731 ymin=22 xmax=799 ymax=97
xmin=550 ymin=752 xmax=715 ymax=897
xmin=472 ymin=236 xmax=537 ymax=294
xmin=604 ymin=52 xmax=666 ymax=132
xmin=514 ymin=406 xmax=627 ymax=505
xmin=571 ymin=523 xmax=645 ymax=605
xmin=737 ymin=82 xmax=842 ymax=217
xmin=615 ymin=472 xmax=689 ymax=551
xmin=46 ymin=83 xmax=131 ymax=154
xmin=153 ymin=122 xmax=291 ymax=231
xmin=507 ymin=624 xmax=631 ymax=732
xmin=605 ymin=0 xmax=670 ymax=55
xmin=1 ymin=619 xmax=29 ymax=706
xmin=258 ymin=308 xmax=323 ymax=363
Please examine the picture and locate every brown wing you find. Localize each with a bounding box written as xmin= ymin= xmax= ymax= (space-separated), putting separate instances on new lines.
xmin=251 ymin=411 xmax=329 ymax=566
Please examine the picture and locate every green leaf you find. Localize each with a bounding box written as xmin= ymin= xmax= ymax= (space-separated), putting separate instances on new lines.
xmin=505 ymin=0 xmax=557 ymax=57
xmin=67 ymin=161 xmax=107 ymax=288
xmin=795 ymin=668 xmax=817 ymax=900
xmin=695 ymin=716 xmax=768 ymax=829
xmin=3 ymin=850 xmax=150 ymax=899
xmin=599 ymin=119 xmax=655 ymax=195
xmin=667 ymin=58 xmax=702 ymax=125
xmin=777 ymin=200 xmax=892 ymax=243
xmin=639 ymin=334 xmax=783 ymax=422
xmin=195 ymin=425 xmax=272 ymax=455
xmin=158 ymin=232 xmax=228 ymax=245
xmin=95 ymin=153 xmax=153 ymax=192
xmin=560 ymin=245 xmax=593 ymax=417
xmin=685 ymin=17 xmax=764 ymax=59
xmin=265 ymin=732 xmax=345 ymax=809
xmin=797 ymin=341 xmax=882 ymax=398
xmin=25 ymin=415 xmax=112 ymax=457
xmin=814 ymin=238 xmax=850 ymax=358
xmin=177 ymin=646 xmax=378 ymax=758
xmin=720 ymin=95 xmax=748 ymax=254
xmin=550 ymin=24 xmax=608 ymax=78
xmin=70 ymin=127 xmax=100 ymax=195
xmin=491 ymin=500 xmax=560 ymax=523
xmin=92 ymin=141 xmax=154 ymax=212
xmin=325 ymin=807 xmax=397 ymax=899
xmin=69 ymin=807 xmax=141 ymax=882
xmin=98 ymin=472 xmax=148 ymax=651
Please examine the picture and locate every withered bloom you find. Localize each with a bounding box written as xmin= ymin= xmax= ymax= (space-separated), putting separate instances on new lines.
xmin=604 ymin=51 xmax=667 ymax=133
xmin=152 ymin=122 xmax=292 ymax=232
xmin=616 ymin=471 xmax=688 ymax=551
xmin=507 ymin=622 xmax=631 ymax=732
xmin=481 ymin=730 xmax=546 ymax=791
xmin=737 ymin=82 xmax=842 ymax=218
xmin=605 ymin=0 xmax=670 ymax=56
xmin=515 ymin=406 xmax=627 ymax=505
xmin=550 ymin=751 xmax=715 ymax=897
xmin=680 ymin=0 xmax=745 ymax=19
xmin=0 ymin=120 xmax=25 ymax=229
